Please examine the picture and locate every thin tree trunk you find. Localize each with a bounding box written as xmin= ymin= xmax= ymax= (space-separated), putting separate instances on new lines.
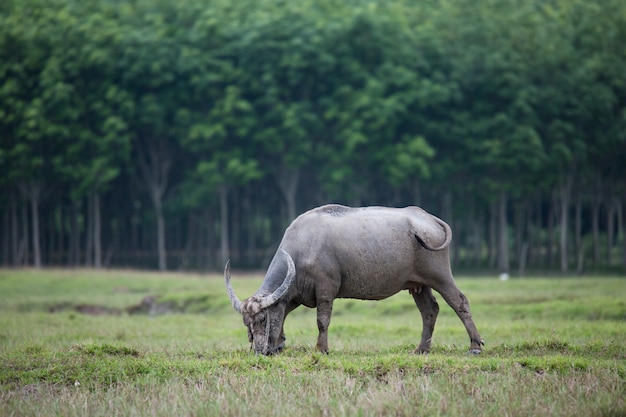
xmin=155 ymin=199 xmax=166 ymax=271
xmin=518 ymin=243 xmax=529 ymax=276
xmin=497 ymin=190 xmax=509 ymax=274
xmin=232 ymin=190 xmax=241 ymax=262
xmin=93 ymin=193 xmax=102 ymax=269
xmin=47 ymin=207 xmax=54 ymax=265
xmin=622 ymin=198 xmax=626 ymax=268
xmin=607 ymin=199 xmax=616 ymax=267
xmin=516 ymin=201 xmax=528 ymax=276
xmin=276 ymin=165 xmax=299 ymax=224
xmin=547 ymin=192 xmax=557 ymax=268
xmin=219 ymin=185 xmax=230 ymax=265
xmin=136 ymin=137 xmax=171 ymax=271
xmin=20 ymin=183 xmax=43 ymax=268
xmin=244 ymin=188 xmax=257 ymax=267
xmin=532 ymin=199 xmax=540 ymax=268
xmin=57 ymin=204 xmax=64 ymax=265
xmin=69 ymin=200 xmax=80 ymax=266
xmin=1 ymin=203 xmax=8 ymax=266
xmin=85 ymin=195 xmax=94 ymax=267
xmin=181 ymin=211 xmax=197 ymax=270
xmin=18 ymin=203 xmax=28 ymax=266
xmin=575 ymin=196 xmax=584 ymax=274
xmin=470 ymin=208 xmax=482 ymax=267
xmin=559 ymin=176 xmax=573 ymax=272
xmin=616 ymin=200 xmax=623 ymax=245
xmin=592 ymin=199 xmax=601 ymax=266
xmin=205 ymin=208 xmax=216 ymax=270
xmin=31 ymin=194 xmax=41 ymax=268
xmin=10 ymin=193 xmax=19 ymax=266
xmin=488 ymin=200 xmax=497 ymax=269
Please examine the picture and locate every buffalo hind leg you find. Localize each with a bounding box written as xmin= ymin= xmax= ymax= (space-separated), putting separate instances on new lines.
xmin=316 ymin=300 xmax=333 ymax=354
xmin=410 ymin=285 xmax=439 ymax=354
xmin=434 ymin=279 xmax=484 ymax=354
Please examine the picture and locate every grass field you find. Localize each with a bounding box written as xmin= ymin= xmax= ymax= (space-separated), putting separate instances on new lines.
xmin=0 ymin=269 xmax=624 ymax=416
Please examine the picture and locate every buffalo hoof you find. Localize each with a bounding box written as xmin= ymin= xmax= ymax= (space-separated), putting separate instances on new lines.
xmin=268 ymin=343 xmax=285 ymax=355
xmin=468 ymin=348 xmax=482 ymax=355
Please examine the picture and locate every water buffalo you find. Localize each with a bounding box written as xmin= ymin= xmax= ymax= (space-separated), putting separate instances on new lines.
xmin=225 ymin=204 xmax=484 ymax=355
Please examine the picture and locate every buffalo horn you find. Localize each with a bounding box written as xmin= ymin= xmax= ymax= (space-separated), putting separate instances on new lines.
xmin=224 ymin=260 xmax=242 ymax=314
xmin=257 ymin=249 xmax=296 ymax=310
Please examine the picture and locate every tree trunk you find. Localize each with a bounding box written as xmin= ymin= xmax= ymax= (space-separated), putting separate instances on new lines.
xmin=219 ymin=185 xmax=230 ymax=265
xmin=232 ymin=190 xmax=241 ymax=262
xmin=136 ymin=137 xmax=171 ymax=271
xmin=516 ymin=201 xmax=529 ymax=276
xmin=181 ymin=211 xmax=197 ymax=270
xmin=622 ymin=198 xmax=626 ymax=268
xmin=591 ymin=199 xmax=600 ymax=266
xmin=575 ymin=196 xmax=584 ymax=274
xmin=488 ymin=199 xmax=497 ymax=269
xmin=18 ymin=202 xmax=28 ymax=266
xmin=56 ymin=204 xmax=64 ymax=265
xmin=205 ymin=208 xmax=216 ymax=270
xmin=155 ymin=198 xmax=166 ymax=271
xmin=546 ymin=192 xmax=556 ymax=268
xmin=69 ymin=200 xmax=81 ymax=266
xmin=276 ymin=165 xmax=299 ymax=224
xmin=31 ymin=194 xmax=41 ymax=268
xmin=527 ymin=200 xmax=538 ymax=268
xmin=559 ymin=176 xmax=572 ymax=272
xmin=92 ymin=193 xmax=102 ymax=269
xmin=1 ymin=203 xmax=8 ymax=266
xmin=46 ymin=207 xmax=54 ymax=265
xmin=10 ymin=193 xmax=19 ymax=266
xmin=497 ymin=190 xmax=509 ymax=274
xmin=518 ymin=242 xmax=529 ymax=276
xmin=85 ymin=195 xmax=94 ymax=267
xmin=616 ymin=200 xmax=623 ymax=245
xmin=607 ymin=199 xmax=616 ymax=267
xmin=471 ymin=216 xmax=482 ymax=267
xmin=244 ymin=188 xmax=257 ymax=267
xmin=20 ymin=183 xmax=43 ymax=268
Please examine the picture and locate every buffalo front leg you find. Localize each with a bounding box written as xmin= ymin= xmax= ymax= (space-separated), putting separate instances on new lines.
xmin=276 ymin=302 xmax=300 ymax=352
xmin=434 ymin=280 xmax=484 ymax=354
xmin=410 ymin=285 xmax=439 ymax=354
xmin=315 ymin=300 xmax=333 ymax=354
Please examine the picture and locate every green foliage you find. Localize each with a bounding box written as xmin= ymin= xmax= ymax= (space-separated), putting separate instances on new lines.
xmin=1 ymin=0 xmax=626 ymax=269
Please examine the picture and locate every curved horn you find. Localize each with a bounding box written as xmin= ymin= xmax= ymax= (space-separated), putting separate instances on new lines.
xmin=224 ymin=260 xmax=242 ymax=314
xmin=257 ymin=249 xmax=296 ymax=310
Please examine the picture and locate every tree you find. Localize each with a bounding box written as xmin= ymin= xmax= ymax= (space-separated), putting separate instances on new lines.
xmin=0 ymin=3 xmax=66 ymax=268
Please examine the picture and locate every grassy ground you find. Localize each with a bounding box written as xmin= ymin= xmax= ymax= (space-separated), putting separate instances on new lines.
xmin=0 ymin=269 xmax=624 ymax=416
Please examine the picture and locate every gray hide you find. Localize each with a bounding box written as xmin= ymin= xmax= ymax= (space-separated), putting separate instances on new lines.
xmin=225 ymin=204 xmax=484 ymax=355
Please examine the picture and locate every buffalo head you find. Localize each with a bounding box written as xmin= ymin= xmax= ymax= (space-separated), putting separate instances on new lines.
xmin=224 ymin=249 xmax=296 ymax=355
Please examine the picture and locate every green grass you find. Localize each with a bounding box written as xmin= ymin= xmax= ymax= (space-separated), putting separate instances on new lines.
xmin=0 ymin=269 xmax=624 ymax=416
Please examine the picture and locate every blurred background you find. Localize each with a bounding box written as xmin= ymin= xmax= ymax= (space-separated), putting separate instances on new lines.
xmin=1 ymin=0 xmax=625 ymax=274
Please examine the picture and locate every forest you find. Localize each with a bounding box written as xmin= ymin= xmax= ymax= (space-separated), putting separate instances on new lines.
xmin=1 ymin=0 xmax=625 ymax=273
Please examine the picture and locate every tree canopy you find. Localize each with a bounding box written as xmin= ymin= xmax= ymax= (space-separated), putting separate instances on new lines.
xmin=1 ymin=0 xmax=625 ymax=273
